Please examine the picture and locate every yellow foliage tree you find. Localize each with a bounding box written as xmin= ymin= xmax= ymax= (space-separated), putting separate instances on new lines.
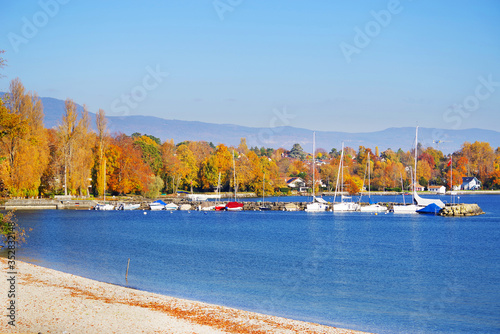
xmin=0 ymin=79 xmax=49 ymax=196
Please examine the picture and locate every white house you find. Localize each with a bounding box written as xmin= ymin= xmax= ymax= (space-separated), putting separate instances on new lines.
xmin=428 ymin=185 xmax=446 ymax=194
xmin=286 ymin=177 xmax=306 ymax=189
xmin=411 ymin=183 xmax=425 ymax=192
xmin=462 ymin=177 xmax=481 ymax=190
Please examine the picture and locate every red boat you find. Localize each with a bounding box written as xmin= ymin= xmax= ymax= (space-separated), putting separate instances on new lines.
xmin=215 ymin=204 xmax=226 ymax=211
xmin=225 ymin=201 xmax=244 ymax=211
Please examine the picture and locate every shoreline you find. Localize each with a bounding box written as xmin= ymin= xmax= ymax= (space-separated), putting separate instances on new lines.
xmin=1 ymin=190 xmax=497 ymax=211
xmin=1 ymin=258 xmax=368 ymax=333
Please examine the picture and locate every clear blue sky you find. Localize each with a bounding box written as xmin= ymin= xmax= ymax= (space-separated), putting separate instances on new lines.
xmin=1 ymin=0 xmax=499 ymax=132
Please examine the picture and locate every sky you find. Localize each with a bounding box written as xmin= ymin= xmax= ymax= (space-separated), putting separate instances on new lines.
xmin=1 ymin=0 xmax=499 ymax=133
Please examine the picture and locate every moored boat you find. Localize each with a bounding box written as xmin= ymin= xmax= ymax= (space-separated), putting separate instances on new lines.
xmin=95 ymin=203 xmax=114 ymax=211
xmin=393 ymin=127 xmax=445 ymax=214
xmin=305 ymin=132 xmax=328 ymax=212
xmin=149 ymin=200 xmax=166 ymax=211
xmin=215 ymin=204 xmax=226 ymax=211
xmin=226 ymin=201 xmax=244 ymax=211
xmin=332 ymin=143 xmax=360 ymax=212
xmin=165 ymin=203 xmax=179 ymax=211
xmin=118 ymin=203 xmax=140 ymax=210
xmin=226 ymin=150 xmax=244 ymax=211
xmin=332 ymin=196 xmax=360 ymax=212
xmin=360 ymin=203 xmax=388 ymax=212
xmin=358 ymin=151 xmax=387 ymax=213
xmin=305 ymin=197 xmax=329 ymax=212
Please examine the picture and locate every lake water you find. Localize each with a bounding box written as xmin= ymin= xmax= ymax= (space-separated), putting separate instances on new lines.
xmin=5 ymin=194 xmax=500 ymax=333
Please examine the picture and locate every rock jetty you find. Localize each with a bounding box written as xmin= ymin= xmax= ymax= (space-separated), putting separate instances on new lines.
xmin=439 ymin=204 xmax=484 ymax=216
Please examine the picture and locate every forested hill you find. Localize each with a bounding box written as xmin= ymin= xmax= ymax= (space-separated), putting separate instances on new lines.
xmin=3 ymin=94 xmax=499 ymax=153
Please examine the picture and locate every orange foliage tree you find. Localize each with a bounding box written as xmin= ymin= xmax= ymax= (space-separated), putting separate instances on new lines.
xmin=106 ymin=134 xmax=152 ymax=195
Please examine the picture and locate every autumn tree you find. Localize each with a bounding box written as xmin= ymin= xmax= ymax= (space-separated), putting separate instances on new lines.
xmin=287 ymin=159 xmax=309 ymax=178
xmin=0 ymin=79 xmax=49 ymax=196
xmin=93 ymin=109 xmax=108 ymax=197
xmin=199 ymin=144 xmax=232 ymax=191
xmin=346 ymin=175 xmax=362 ymax=195
xmin=161 ymin=139 xmax=184 ymax=194
xmin=134 ymin=135 xmax=163 ymax=176
xmin=73 ymin=105 xmax=95 ymax=196
xmin=461 ymin=141 xmax=495 ymax=184
xmin=177 ymin=144 xmax=198 ymax=192
xmin=58 ymin=99 xmax=79 ymax=195
xmin=237 ymin=137 xmax=249 ymax=155
xmin=106 ymin=134 xmax=152 ymax=195
xmin=143 ymin=175 xmax=164 ymax=198
xmin=319 ymin=161 xmax=337 ymax=192
xmin=39 ymin=128 xmax=62 ymax=195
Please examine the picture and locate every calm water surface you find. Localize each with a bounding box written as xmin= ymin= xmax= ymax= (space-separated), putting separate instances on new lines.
xmin=6 ymin=194 xmax=500 ymax=333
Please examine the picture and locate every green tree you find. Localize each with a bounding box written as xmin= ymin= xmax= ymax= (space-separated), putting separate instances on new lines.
xmin=134 ymin=135 xmax=163 ymax=176
xmin=289 ymin=143 xmax=305 ymax=160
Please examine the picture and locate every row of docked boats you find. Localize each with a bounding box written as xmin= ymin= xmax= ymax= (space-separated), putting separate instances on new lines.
xmin=150 ymin=200 xmax=244 ymax=211
xmin=94 ymin=203 xmax=140 ymax=210
xmin=149 ymin=200 xmax=244 ymax=211
xmin=93 ymin=200 xmax=246 ymax=211
xmin=305 ymin=127 xmax=446 ymax=214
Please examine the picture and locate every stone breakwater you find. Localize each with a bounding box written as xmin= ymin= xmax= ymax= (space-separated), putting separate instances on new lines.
xmin=439 ymin=204 xmax=484 ymax=216
xmin=0 ymin=198 xmax=485 ymax=216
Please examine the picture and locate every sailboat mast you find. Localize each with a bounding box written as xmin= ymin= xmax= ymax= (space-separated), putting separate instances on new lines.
xmin=450 ymin=154 xmax=453 ymax=204
xmin=413 ymin=126 xmax=418 ymax=203
xmin=334 ymin=142 xmax=344 ymax=204
xmin=217 ymin=171 xmax=221 ymax=199
xmin=312 ymin=132 xmax=315 ymax=198
xmin=368 ymin=152 xmax=371 ymax=198
xmin=103 ymin=158 xmax=106 ymax=202
xmin=262 ymin=172 xmax=265 ymax=203
xmin=232 ymin=150 xmax=236 ymax=201
xmin=401 ymin=173 xmax=406 ymax=205
xmin=341 ymin=148 xmax=344 ymax=196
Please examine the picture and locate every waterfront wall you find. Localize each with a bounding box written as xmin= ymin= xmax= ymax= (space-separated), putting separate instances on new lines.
xmin=2 ymin=199 xmax=97 ymax=210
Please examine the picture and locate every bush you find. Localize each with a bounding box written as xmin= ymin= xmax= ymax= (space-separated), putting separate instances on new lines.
xmin=280 ymin=187 xmax=290 ymax=194
xmin=1 ymin=212 xmax=30 ymax=246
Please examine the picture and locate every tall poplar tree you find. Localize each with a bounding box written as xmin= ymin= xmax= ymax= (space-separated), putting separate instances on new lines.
xmin=58 ymin=99 xmax=78 ymax=195
xmin=95 ymin=109 xmax=108 ymax=197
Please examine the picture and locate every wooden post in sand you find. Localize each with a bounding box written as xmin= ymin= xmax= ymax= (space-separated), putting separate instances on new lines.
xmin=126 ymin=258 xmax=130 ymax=280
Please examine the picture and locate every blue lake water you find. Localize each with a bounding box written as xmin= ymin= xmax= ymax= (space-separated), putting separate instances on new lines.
xmin=6 ymin=194 xmax=500 ymax=333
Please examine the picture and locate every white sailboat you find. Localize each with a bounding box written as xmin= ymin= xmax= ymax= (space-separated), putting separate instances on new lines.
xmin=259 ymin=173 xmax=271 ymax=211
xmin=360 ymin=152 xmax=387 ymax=213
xmin=305 ymin=132 xmax=328 ymax=212
xmin=393 ymin=127 xmax=445 ymax=214
xmin=332 ymin=142 xmax=360 ymax=212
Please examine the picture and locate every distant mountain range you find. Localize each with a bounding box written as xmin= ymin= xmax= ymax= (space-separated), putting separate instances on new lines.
xmin=2 ymin=94 xmax=500 ymax=154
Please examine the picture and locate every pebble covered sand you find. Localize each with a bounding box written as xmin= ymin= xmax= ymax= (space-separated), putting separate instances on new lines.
xmin=0 ymin=258 xmax=369 ymax=333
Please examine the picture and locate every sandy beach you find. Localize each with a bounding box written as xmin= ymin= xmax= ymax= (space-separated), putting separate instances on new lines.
xmin=1 ymin=258 xmax=368 ymax=333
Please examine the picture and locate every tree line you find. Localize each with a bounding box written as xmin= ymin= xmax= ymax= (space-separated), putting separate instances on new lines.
xmin=1 ymin=78 xmax=499 ymax=198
